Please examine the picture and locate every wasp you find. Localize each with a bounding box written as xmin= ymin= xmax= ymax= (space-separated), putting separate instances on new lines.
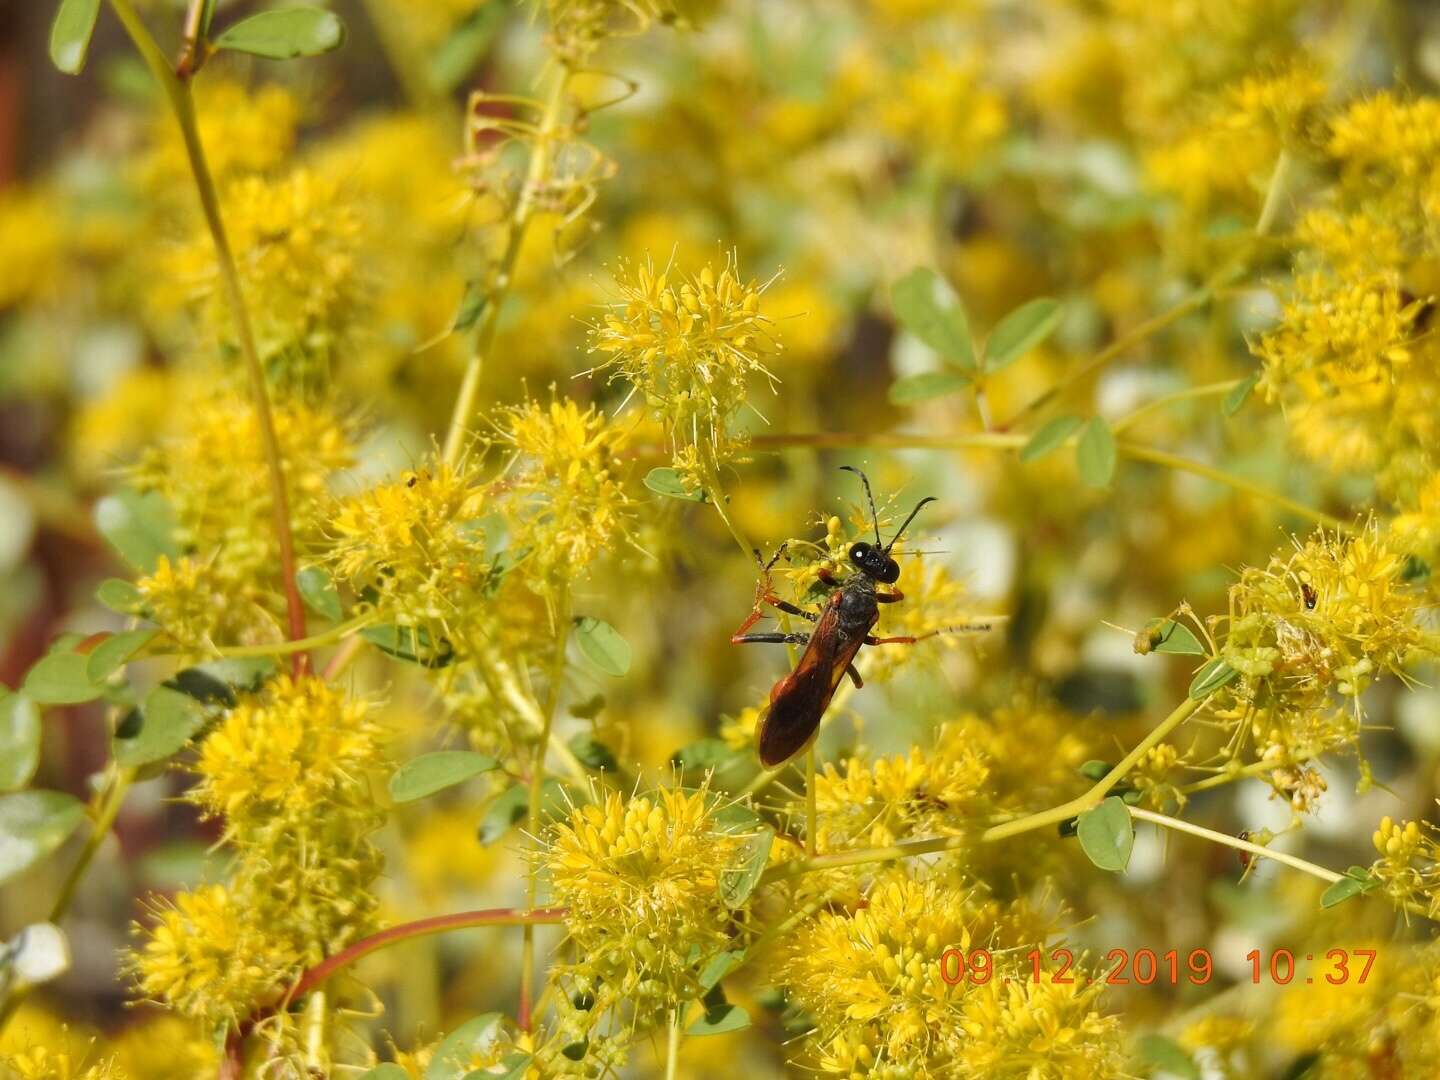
xmin=731 ymin=466 xmax=975 ymax=768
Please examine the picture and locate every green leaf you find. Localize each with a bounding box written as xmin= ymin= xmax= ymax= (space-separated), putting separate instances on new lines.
xmin=425 ymin=1014 xmax=503 ymax=1080
xmin=699 ymin=949 xmax=746 ymax=991
xmin=389 ymin=751 xmax=498 ymax=803
xmin=720 ymin=827 xmax=773 ymax=908
xmin=214 ymin=7 xmax=346 ymax=60
xmin=1137 ymin=1033 xmax=1201 ymax=1079
xmin=1077 ymin=760 xmax=1112 ymax=782
xmin=0 ymin=694 xmax=41 ymax=792
xmin=95 ymin=578 xmax=144 ymax=614
xmin=296 ymin=566 xmax=342 ymax=622
xmin=479 ymin=784 xmax=528 ymax=845
xmin=358 ymin=1067 xmax=409 ymax=1080
xmin=891 ymin=268 xmax=974 ymax=367
xmin=478 ymin=780 xmax=570 ymax=845
xmin=644 ymin=467 xmax=706 ymax=502
xmin=887 ymin=370 xmax=971 ymax=406
xmin=49 ymin=0 xmax=101 ymax=75
xmin=93 ymin=489 xmax=177 ymax=572
xmin=1320 ymin=866 xmax=1379 ymax=908
xmin=686 ymin=1002 xmax=751 ymax=1036
xmin=1076 ymin=796 xmax=1133 ymax=873
xmin=984 ymin=298 xmax=1061 ymax=373
xmin=1222 ymin=374 xmax=1260 ymax=417
xmin=429 ymin=5 xmax=504 ymax=94
xmin=451 ymin=279 xmax=488 ymax=332
xmin=0 ymin=790 xmax=86 ymax=884
xmin=22 ymin=649 xmax=104 ymax=706
xmin=1189 ymin=658 xmax=1239 ymax=699
xmin=465 ymin=1054 xmax=533 ymax=1080
xmin=85 ymin=629 xmax=158 ymax=683
xmin=1075 ymin=417 xmax=1116 ymax=488
xmin=360 ymin=624 xmax=455 ymax=667
xmin=569 ymin=693 xmax=605 ymax=720
xmin=567 ymin=733 xmax=618 ymax=772
xmin=572 ymin=616 xmax=630 ymax=677
xmin=673 ymin=738 xmax=748 ymax=775
xmin=1141 ymin=619 xmax=1206 ymax=657
xmin=712 ymin=804 xmax=764 ymax=833
xmin=113 ymin=686 xmax=209 ymax=768
xmin=1019 ymin=415 xmax=1082 ymax=463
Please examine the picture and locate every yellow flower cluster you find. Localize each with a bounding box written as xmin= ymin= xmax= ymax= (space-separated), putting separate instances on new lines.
xmin=780 ymin=873 xmax=1121 ymax=1078
xmin=329 ymin=460 xmax=490 ymax=634
xmin=131 ymin=678 xmax=387 ymax=1029
xmin=133 ymin=390 xmax=354 ymax=647
xmin=590 ymin=258 xmax=778 ymax=483
xmin=1207 ymin=526 xmax=1430 ymax=799
xmin=163 ymin=168 xmax=364 ymax=375
xmin=815 ymin=724 xmax=991 ymax=848
xmin=545 ymin=788 xmax=749 ymax=1020
xmin=498 ymin=398 xmax=633 ymax=589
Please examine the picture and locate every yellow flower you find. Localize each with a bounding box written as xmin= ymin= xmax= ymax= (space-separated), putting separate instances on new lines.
xmin=163 ymin=168 xmax=363 ymax=372
xmin=142 ymin=80 xmax=300 ymax=191
xmin=0 ymin=185 xmax=64 ymax=308
xmin=589 ymin=256 xmax=778 ymax=478
xmin=192 ymin=676 xmax=385 ymax=828
xmin=130 ymin=885 xmax=290 ymax=1026
xmin=875 ymin=50 xmax=1006 ymax=178
xmin=815 ymin=723 xmax=992 ymax=848
xmin=329 ymin=459 xmax=490 ymax=634
xmin=498 ymin=398 xmax=633 ymax=588
xmin=545 ymin=787 xmax=750 ymax=1013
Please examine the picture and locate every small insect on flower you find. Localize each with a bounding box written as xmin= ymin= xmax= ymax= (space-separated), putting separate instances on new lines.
xmin=732 ymin=466 xmax=991 ymax=767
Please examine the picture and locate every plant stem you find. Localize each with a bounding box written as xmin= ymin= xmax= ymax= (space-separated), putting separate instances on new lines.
xmin=1118 ymin=442 xmax=1350 ymax=533
xmin=701 ymin=450 xmax=756 ymax=561
xmin=1111 ymin=379 xmax=1242 ymax=434
xmin=998 ymin=280 xmax=1224 ymax=429
xmin=0 ymin=766 xmax=136 ymax=1035
xmin=442 ymin=66 xmax=571 ymax=466
xmin=1128 ymin=807 xmax=1340 ymax=882
xmin=242 ymin=906 xmax=568 ymax=1033
xmin=805 ymin=745 xmax=817 ymax=858
xmin=762 ymin=694 xmax=1207 ymax=885
xmin=520 ymin=588 xmax=571 ymax=1031
xmin=666 ymin=1008 xmax=682 ymax=1080
xmin=50 ymin=765 xmax=135 ymax=922
xmin=750 ymin=431 xmax=1348 ymax=532
xmin=982 ymin=696 xmax=1206 ymax=842
xmin=1255 ymin=149 xmax=1294 ymax=238
xmin=148 ymin=613 xmax=379 ymax=663
xmin=108 ymin=0 xmax=309 ymax=675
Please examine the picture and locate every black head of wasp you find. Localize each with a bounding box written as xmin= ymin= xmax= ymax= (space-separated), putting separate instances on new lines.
xmin=731 ymin=465 xmax=985 ymax=768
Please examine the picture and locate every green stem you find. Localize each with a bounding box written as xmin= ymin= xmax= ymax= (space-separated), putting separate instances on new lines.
xmin=700 ymin=450 xmax=756 ymax=561
xmin=442 ymin=66 xmax=571 ymax=466
xmin=749 ymin=431 xmax=1349 ymax=533
xmin=1128 ymin=807 xmax=1339 ymax=882
xmin=520 ymin=588 xmax=571 ymax=1030
xmin=1255 ymin=149 xmax=1294 ymax=238
xmin=983 ymin=696 xmax=1205 ymax=842
xmin=148 ymin=612 xmax=378 ymax=663
xmin=666 ymin=1008 xmax=682 ymax=1080
xmin=805 ymin=745 xmax=817 ymax=858
xmin=1111 ymin=380 xmax=1242 ymax=434
xmin=0 ymin=766 xmax=137 ymax=1035
xmin=108 ymin=0 xmax=309 ymax=672
xmin=49 ymin=766 xmax=136 ymax=922
xmin=998 ymin=279 xmax=1225 ymax=429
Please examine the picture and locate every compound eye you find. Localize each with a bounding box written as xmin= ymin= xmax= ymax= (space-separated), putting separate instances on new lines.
xmin=849 ymin=542 xmax=871 ymax=563
xmin=881 ymin=559 xmax=901 ymax=584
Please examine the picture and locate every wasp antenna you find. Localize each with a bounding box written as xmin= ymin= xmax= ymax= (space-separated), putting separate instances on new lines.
xmin=839 ymin=465 xmax=883 ymax=546
xmin=884 ymin=496 xmax=937 ymax=555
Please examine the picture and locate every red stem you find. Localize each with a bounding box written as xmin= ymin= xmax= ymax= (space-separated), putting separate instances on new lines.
xmin=226 ymin=906 xmax=567 ymax=1076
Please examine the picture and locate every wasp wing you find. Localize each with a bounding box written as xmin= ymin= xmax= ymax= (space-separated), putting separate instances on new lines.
xmin=756 ymin=603 xmax=869 ymax=768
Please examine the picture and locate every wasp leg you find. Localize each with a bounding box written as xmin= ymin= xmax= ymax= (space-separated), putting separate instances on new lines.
xmin=846 ymin=663 xmax=863 ymax=688
xmin=866 ymin=621 xmax=997 ymax=647
xmin=817 ymin=566 xmax=840 ymax=587
xmin=732 ymin=632 xmax=811 ymax=646
xmin=764 ymin=596 xmax=819 ymax=622
xmin=877 ymin=588 xmax=905 ymax=603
